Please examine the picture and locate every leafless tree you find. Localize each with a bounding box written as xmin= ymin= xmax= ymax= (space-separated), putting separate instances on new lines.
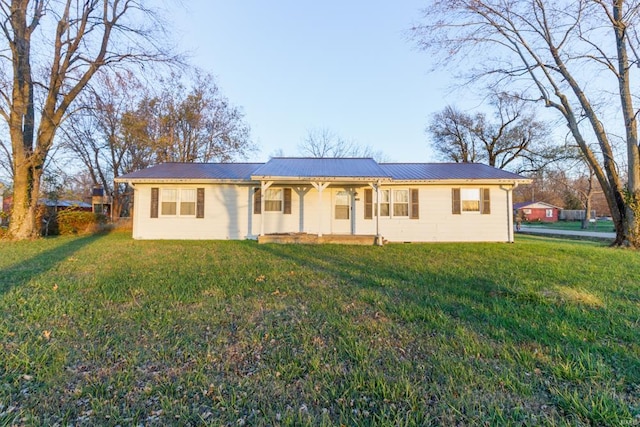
xmin=413 ymin=0 xmax=640 ymax=247
xmin=298 ymin=127 xmax=388 ymax=161
xmin=429 ymin=95 xmax=558 ymax=173
xmin=0 ymin=0 xmax=177 ymax=239
xmin=428 ymin=106 xmax=481 ymax=164
xmin=60 ymin=71 xmax=144 ymax=219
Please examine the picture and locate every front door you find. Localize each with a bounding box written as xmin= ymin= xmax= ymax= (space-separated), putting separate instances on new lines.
xmin=332 ymin=189 xmax=352 ymax=234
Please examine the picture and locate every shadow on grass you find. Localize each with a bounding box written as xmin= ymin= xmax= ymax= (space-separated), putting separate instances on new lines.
xmin=253 ymin=242 xmax=640 ymax=382
xmin=0 ymin=233 xmax=105 ymax=296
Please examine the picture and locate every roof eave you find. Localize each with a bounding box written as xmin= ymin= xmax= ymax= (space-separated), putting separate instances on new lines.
xmin=250 ymin=175 xmax=393 ymax=182
xmin=386 ymin=178 xmax=533 ymax=185
xmin=114 ymin=178 xmax=256 ymax=184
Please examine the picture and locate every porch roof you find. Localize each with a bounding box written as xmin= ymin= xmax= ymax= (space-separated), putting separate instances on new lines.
xmin=251 ymin=158 xmax=391 ymax=181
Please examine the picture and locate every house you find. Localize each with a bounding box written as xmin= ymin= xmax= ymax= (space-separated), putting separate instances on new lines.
xmin=115 ymin=158 xmax=531 ymax=244
xmin=513 ymin=201 xmax=561 ymax=222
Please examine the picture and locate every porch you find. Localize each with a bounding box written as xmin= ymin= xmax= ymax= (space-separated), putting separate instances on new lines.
xmin=257 ymin=232 xmax=384 ymax=245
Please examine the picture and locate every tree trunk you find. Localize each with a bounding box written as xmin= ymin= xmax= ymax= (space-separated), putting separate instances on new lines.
xmin=9 ymin=162 xmax=42 ymax=239
xmin=613 ymin=0 xmax=640 ymax=247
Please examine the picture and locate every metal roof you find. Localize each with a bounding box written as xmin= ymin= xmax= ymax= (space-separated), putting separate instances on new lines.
xmin=40 ymin=199 xmax=92 ymax=208
xmin=379 ymin=163 xmax=530 ymax=181
xmin=251 ymin=157 xmax=390 ymax=179
xmin=117 ymin=162 xmax=263 ymax=181
xmin=116 ymin=159 xmax=530 ymax=183
xmin=514 ymin=201 xmax=561 ymax=209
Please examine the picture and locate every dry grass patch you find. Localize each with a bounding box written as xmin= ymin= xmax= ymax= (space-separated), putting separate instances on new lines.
xmin=543 ymin=286 xmax=604 ymax=308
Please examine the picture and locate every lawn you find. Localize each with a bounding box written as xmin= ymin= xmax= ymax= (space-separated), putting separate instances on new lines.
xmin=1 ymin=232 xmax=639 ymax=426
xmin=524 ymin=220 xmax=616 ymax=233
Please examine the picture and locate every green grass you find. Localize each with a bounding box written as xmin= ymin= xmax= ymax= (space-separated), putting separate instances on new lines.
xmin=524 ymin=220 xmax=616 ymax=233
xmin=1 ymin=232 xmax=639 ymax=426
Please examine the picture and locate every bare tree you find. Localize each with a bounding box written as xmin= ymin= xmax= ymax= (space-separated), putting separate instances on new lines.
xmin=298 ymin=127 xmax=388 ymax=161
xmin=428 ymin=106 xmax=481 ymax=163
xmin=429 ymin=95 xmax=555 ymax=172
xmin=0 ymin=0 xmax=175 ymax=239
xmin=61 ymin=71 xmax=144 ymax=219
xmin=413 ymin=0 xmax=640 ymax=247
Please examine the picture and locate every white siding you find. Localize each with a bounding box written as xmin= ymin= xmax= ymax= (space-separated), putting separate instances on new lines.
xmin=351 ymin=185 xmax=513 ymax=242
xmin=131 ymin=183 xmax=515 ymax=242
xmin=133 ymin=184 xmax=252 ymax=240
xmin=374 ymin=185 xmax=511 ymax=242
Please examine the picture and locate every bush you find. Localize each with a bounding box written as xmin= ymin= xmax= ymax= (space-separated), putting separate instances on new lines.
xmin=56 ymin=208 xmax=107 ymax=235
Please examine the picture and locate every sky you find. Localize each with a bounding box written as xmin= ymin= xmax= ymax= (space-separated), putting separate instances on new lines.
xmin=172 ymin=1 xmax=451 ymax=163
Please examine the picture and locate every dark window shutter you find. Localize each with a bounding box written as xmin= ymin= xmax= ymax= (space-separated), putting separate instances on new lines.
xmin=364 ymin=189 xmax=372 ymax=219
xmin=481 ymin=188 xmax=491 ymax=214
xmin=150 ymin=188 xmax=159 ymax=218
xmin=410 ymin=189 xmax=419 ymax=219
xmin=253 ymin=188 xmax=261 ymax=214
xmin=452 ymin=188 xmax=461 ymax=215
xmin=196 ymin=188 xmax=205 ymax=218
xmin=283 ymin=188 xmax=292 ymax=214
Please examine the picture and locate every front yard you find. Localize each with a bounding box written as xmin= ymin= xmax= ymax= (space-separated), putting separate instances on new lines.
xmin=1 ymin=232 xmax=638 ymax=425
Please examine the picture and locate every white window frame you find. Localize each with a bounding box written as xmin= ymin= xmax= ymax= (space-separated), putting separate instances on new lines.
xmin=376 ymin=189 xmax=390 ymax=217
xmin=392 ymin=189 xmax=410 ymax=218
xmin=264 ymin=188 xmax=283 ymax=212
xmin=160 ymin=188 xmax=197 ymax=217
xmin=546 ymin=209 xmax=554 ymax=218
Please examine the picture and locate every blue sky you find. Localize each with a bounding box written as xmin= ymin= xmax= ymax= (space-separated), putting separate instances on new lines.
xmin=172 ymin=1 xmax=451 ymax=162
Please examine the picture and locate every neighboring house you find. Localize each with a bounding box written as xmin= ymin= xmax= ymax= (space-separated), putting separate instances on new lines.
xmin=115 ymin=158 xmax=531 ymax=243
xmin=514 ymin=201 xmax=561 ymax=222
xmin=39 ymin=199 xmax=93 ymax=212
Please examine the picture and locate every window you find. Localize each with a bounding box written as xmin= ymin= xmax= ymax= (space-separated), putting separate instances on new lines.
xmin=161 ymin=189 xmax=177 ymax=215
xmin=393 ymin=189 xmax=409 ymax=217
xmin=461 ymin=188 xmax=480 ymax=212
xmin=379 ymin=190 xmax=390 ymax=216
xmin=181 ymin=189 xmax=196 ymax=215
xmin=264 ymin=188 xmax=283 ymax=212
xmin=160 ymin=189 xmax=198 ymax=216
xmin=365 ymin=188 xmax=419 ymax=220
xmin=452 ymin=188 xmax=490 ymax=215
xmin=254 ymin=188 xmax=291 ymax=214
xmin=335 ymin=191 xmax=350 ymax=219
xmin=523 ymin=209 xmax=532 ymax=215
xmin=546 ymin=209 xmax=553 ymax=218
xmin=369 ymin=189 xmax=390 ymax=217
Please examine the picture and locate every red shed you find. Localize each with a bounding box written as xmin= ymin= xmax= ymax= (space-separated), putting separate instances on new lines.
xmin=514 ymin=201 xmax=561 ymax=222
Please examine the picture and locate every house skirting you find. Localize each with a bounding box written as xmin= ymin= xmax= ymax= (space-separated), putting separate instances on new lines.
xmin=258 ymin=233 xmax=381 ymax=245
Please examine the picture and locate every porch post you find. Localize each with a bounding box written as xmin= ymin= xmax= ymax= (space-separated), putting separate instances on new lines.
xmin=506 ymin=183 xmax=517 ymax=243
xmin=376 ymin=180 xmax=381 ymax=240
xmin=368 ymin=181 xmax=383 ymax=246
xmin=311 ymin=182 xmax=329 ymax=237
xmin=260 ymin=181 xmax=273 ymax=236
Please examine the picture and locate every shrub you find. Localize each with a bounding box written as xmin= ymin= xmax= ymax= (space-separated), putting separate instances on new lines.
xmin=56 ymin=208 xmax=107 ymax=235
